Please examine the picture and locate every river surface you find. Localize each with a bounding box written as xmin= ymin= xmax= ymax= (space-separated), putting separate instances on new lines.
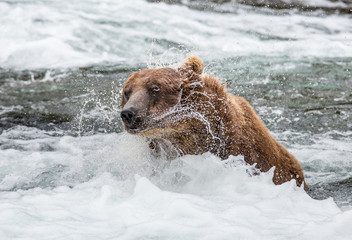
xmin=1 ymin=0 xmax=352 ymax=239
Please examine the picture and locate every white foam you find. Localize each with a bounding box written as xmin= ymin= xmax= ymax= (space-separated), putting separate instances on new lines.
xmin=1 ymin=127 xmax=352 ymax=239
xmin=303 ymin=0 xmax=350 ymax=8
xmin=0 ymin=0 xmax=351 ymax=70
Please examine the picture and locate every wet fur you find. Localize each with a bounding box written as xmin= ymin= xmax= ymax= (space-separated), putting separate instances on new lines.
xmin=121 ymin=56 xmax=308 ymax=190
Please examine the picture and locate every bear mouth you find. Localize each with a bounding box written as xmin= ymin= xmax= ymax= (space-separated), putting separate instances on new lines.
xmin=123 ymin=106 xmax=195 ymax=135
xmin=124 ymin=122 xmax=160 ymax=135
xmin=122 ymin=116 xmax=154 ymax=134
xmin=123 ymin=120 xmax=146 ymax=134
xmin=125 ymin=126 xmax=145 ymax=134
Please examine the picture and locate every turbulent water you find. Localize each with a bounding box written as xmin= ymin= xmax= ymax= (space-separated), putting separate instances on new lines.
xmin=1 ymin=0 xmax=352 ymax=239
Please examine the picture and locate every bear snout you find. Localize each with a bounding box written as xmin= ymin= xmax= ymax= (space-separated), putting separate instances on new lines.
xmin=121 ymin=107 xmax=137 ymax=127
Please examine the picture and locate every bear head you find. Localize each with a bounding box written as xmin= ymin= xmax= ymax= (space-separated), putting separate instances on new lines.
xmin=120 ymin=56 xmax=204 ymax=135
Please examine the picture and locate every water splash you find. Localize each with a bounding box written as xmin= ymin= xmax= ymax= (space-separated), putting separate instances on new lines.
xmin=74 ymin=82 xmax=123 ymax=136
xmin=147 ymin=38 xmax=192 ymax=69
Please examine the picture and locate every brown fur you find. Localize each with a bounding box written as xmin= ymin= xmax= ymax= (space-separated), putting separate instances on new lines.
xmin=120 ymin=56 xmax=308 ymax=190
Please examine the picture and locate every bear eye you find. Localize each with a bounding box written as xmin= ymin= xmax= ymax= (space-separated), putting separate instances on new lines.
xmin=124 ymin=90 xmax=131 ymax=100
xmin=151 ymin=86 xmax=160 ymax=93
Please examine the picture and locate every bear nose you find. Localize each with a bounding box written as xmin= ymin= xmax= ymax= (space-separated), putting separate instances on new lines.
xmin=121 ymin=107 xmax=137 ymax=126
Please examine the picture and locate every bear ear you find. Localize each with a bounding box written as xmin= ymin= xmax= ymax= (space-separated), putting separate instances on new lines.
xmin=178 ymin=56 xmax=204 ymax=77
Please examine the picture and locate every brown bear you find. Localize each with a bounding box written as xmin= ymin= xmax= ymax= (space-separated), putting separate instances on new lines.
xmin=120 ymin=56 xmax=308 ymax=190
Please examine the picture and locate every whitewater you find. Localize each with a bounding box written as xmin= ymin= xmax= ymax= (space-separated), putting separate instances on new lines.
xmin=0 ymin=0 xmax=352 ymax=239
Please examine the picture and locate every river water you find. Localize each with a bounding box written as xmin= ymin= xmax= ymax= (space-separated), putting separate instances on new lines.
xmin=1 ymin=0 xmax=352 ymax=239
